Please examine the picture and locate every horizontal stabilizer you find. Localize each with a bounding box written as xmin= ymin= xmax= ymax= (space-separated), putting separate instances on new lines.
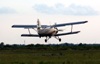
xmin=21 ymin=34 xmax=39 ymax=37
xmin=55 ymin=31 xmax=80 ymax=36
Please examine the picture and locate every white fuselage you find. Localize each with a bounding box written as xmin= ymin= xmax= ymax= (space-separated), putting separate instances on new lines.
xmin=38 ymin=27 xmax=58 ymax=37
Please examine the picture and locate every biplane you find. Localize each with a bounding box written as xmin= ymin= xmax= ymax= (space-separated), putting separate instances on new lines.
xmin=12 ymin=19 xmax=88 ymax=42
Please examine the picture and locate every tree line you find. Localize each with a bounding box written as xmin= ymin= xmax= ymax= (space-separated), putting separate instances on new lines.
xmin=0 ymin=42 xmax=100 ymax=50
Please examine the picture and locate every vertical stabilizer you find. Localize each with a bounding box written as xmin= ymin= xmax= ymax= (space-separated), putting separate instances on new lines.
xmin=37 ymin=19 xmax=41 ymax=30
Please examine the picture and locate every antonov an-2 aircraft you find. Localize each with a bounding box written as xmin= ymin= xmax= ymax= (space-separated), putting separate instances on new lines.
xmin=12 ymin=19 xmax=88 ymax=42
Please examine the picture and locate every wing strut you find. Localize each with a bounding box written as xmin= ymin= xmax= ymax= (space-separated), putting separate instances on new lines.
xmin=71 ymin=25 xmax=73 ymax=32
xmin=28 ymin=29 xmax=31 ymax=34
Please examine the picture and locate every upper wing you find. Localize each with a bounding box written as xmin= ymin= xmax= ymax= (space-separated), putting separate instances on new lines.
xmin=12 ymin=25 xmax=49 ymax=28
xmin=12 ymin=25 xmax=37 ymax=28
xmin=52 ymin=21 xmax=88 ymax=27
xmin=12 ymin=21 xmax=88 ymax=28
xmin=55 ymin=31 xmax=80 ymax=36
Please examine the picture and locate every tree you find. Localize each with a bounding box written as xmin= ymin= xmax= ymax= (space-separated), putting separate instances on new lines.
xmin=0 ymin=42 xmax=4 ymax=48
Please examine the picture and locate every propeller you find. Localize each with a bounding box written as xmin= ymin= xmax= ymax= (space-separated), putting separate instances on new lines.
xmin=54 ymin=23 xmax=63 ymax=32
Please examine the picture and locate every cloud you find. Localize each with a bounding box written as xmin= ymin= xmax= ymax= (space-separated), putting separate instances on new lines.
xmin=33 ymin=4 xmax=99 ymax=16
xmin=0 ymin=7 xmax=16 ymax=14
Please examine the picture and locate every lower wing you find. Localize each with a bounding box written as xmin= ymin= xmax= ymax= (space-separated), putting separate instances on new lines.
xmin=55 ymin=31 xmax=80 ymax=36
xmin=21 ymin=31 xmax=80 ymax=37
xmin=21 ymin=34 xmax=39 ymax=37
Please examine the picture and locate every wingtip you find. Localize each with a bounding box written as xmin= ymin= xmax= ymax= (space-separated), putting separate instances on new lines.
xmin=12 ymin=25 xmax=15 ymax=28
xmin=85 ymin=21 xmax=88 ymax=23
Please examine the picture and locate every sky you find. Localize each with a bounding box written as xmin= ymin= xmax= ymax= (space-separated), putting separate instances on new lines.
xmin=0 ymin=0 xmax=100 ymax=44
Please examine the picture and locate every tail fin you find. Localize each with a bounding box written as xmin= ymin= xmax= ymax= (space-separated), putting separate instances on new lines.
xmin=37 ymin=19 xmax=41 ymax=30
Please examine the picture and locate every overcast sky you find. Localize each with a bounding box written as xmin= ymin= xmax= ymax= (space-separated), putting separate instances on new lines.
xmin=0 ymin=0 xmax=100 ymax=44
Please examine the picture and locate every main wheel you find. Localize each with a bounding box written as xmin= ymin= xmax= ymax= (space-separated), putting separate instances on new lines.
xmin=59 ymin=38 xmax=61 ymax=42
xmin=45 ymin=39 xmax=47 ymax=42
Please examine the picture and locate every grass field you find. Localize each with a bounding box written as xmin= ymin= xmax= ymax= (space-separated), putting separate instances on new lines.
xmin=0 ymin=49 xmax=100 ymax=64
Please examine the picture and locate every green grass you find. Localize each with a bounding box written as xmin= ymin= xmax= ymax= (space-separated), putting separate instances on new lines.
xmin=0 ymin=49 xmax=100 ymax=64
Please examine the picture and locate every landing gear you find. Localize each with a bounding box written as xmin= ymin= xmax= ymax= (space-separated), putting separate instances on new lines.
xmin=44 ymin=37 xmax=50 ymax=42
xmin=45 ymin=39 xmax=47 ymax=42
xmin=55 ymin=36 xmax=61 ymax=42
xmin=59 ymin=38 xmax=61 ymax=42
xmin=44 ymin=36 xmax=61 ymax=42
